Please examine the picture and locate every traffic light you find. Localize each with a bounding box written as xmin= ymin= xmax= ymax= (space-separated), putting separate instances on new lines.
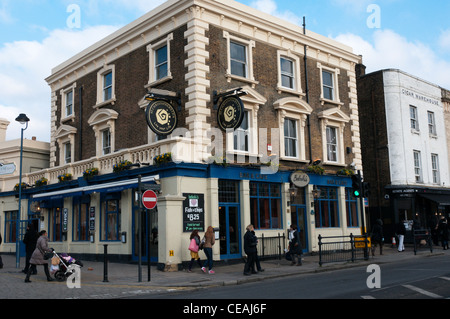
xmin=351 ymin=173 xmax=362 ymax=198
xmin=362 ymin=182 xmax=371 ymax=198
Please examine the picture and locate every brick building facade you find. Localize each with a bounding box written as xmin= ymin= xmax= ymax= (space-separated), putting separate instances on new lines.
xmin=2 ymin=0 xmax=364 ymax=267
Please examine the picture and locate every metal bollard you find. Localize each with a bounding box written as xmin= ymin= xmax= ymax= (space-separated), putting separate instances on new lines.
xmin=103 ymin=244 xmax=109 ymax=282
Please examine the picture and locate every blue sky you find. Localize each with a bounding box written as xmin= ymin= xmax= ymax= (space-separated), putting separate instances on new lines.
xmin=1 ymin=0 xmax=450 ymax=142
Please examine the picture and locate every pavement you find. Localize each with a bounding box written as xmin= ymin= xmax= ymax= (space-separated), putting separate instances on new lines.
xmin=0 ymin=244 xmax=447 ymax=299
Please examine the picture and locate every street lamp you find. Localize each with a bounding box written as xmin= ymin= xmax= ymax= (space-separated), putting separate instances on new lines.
xmin=15 ymin=113 xmax=30 ymax=269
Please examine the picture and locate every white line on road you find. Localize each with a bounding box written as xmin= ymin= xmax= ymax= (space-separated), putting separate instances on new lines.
xmin=439 ymin=277 xmax=450 ymax=281
xmin=361 ymin=295 xmax=376 ymax=299
xmin=402 ymin=284 xmax=443 ymax=299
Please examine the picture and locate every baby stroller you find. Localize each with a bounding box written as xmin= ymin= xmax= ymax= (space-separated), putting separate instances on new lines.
xmin=50 ymin=250 xmax=83 ymax=282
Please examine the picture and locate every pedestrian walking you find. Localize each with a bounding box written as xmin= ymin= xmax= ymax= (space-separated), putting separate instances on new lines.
xmin=201 ymin=226 xmax=215 ymax=274
xmin=22 ymin=224 xmax=38 ymax=274
xmin=438 ymin=217 xmax=449 ymax=250
xmin=396 ymin=220 xmax=406 ymax=252
xmin=243 ymin=224 xmax=258 ymax=275
xmin=252 ymin=229 xmax=264 ymax=272
xmin=370 ymin=219 xmax=384 ymax=256
xmin=0 ymin=232 xmax=3 ymax=269
xmin=187 ymin=230 xmax=202 ymax=272
xmin=288 ymin=224 xmax=303 ymax=266
xmin=24 ymin=230 xmax=54 ymax=283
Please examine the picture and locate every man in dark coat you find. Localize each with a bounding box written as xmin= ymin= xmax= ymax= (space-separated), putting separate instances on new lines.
xmin=243 ymin=224 xmax=258 ymax=275
xmin=371 ymin=219 xmax=384 ymax=256
xmin=289 ymin=224 xmax=303 ymax=266
xmin=22 ymin=224 xmax=38 ymax=274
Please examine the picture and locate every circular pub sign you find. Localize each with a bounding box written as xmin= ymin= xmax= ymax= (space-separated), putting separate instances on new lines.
xmin=290 ymin=171 xmax=310 ymax=188
xmin=217 ymin=96 xmax=245 ymax=131
xmin=146 ymin=100 xmax=178 ymax=136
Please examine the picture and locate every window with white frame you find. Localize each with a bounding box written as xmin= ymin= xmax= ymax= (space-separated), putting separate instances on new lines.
xmin=64 ymin=142 xmax=72 ymax=164
xmin=431 ymin=153 xmax=440 ymax=184
xmin=280 ymin=58 xmax=294 ymax=89
xmin=317 ymin=63 xmax=342 ymax=106
xmin=147 ymin=33 xmax=173 ymax=86
xmin=60 ymin=83 xmax=76 ymax=120
xmin=284 ymin=118 xmax=298 ymax=158
xmin=277 ymin=50 xmax=302 ymax=96
xmin=428 ymin=111 xmax=436 ymax=135
xmin=274 ymin=97 xmax=312 ymax=162
xmin=96 ymin=65 xmax=115 ymax=107
xmin=234 ymin=110 xmax=249 ymax=152
xmin=102 ymin=128 xmax=111 ymax=155
xmin=223 ymin=31 xmax=256 ymax=85
xmin=318 ymin=108 xmax=350 ymax=165
xmin=88 ymin=108 xmax=118 ymax=157
xmin=410 ymin=105 xmax=419 ymax=131
xmin=413 ymin=150 xmax=422 ymax=182
xmin=326 ymin=126 xmax=338 ymax=162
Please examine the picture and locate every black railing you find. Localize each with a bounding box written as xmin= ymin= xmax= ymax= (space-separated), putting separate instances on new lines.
xmin=318 ymin=233 xmax=369 ymax=266
xmin=413 ymin=228 xmax=433 ymax=255
xmin=257 ymin=233 xmax=286 ymax=260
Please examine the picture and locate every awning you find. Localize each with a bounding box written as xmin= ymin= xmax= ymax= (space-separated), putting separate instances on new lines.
xmin=419 ymin=194 xmax=450 ymax=206
xmin=32 ymin=175 xmax=159 ymax=201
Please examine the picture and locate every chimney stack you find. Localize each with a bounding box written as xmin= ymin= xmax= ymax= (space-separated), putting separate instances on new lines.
xmin=0 ymin=118 xmax=10 ymax=142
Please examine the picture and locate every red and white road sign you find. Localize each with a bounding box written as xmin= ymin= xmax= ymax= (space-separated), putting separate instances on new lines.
xmin=142 ymin=190 xmax=157 ymax=209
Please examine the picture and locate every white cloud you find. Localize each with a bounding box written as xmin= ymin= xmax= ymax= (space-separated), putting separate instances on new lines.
xmin=335 ymin=29 xmax=450 ymax=89
xmin=0 ymin=25 xmax=120 ymax=142
xmin=249 ymin=0 xmax=302 ymax=26
xmin=439 ymin=29 xmax=450 ymax=52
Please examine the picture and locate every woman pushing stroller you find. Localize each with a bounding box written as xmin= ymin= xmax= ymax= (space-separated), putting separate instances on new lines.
xmin=25 ymin=230 xmax=54 ymax=283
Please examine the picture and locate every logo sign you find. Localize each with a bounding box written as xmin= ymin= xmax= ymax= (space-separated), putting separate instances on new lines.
xmin=0 ymin=163 xmax=16 ymax=175
xmin=290 ymin=171 xmax=310 ymax=188
xmin=217 ymin=96 xmax=245 ymax=131
xmin=146 ymin=100 xmax=178 ymax=136
xmin=142 ymin=190 xmax=158 ymax=210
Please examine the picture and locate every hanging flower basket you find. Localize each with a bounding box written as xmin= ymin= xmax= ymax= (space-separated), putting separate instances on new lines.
xmin=154 ymin=152 xmax=172 ymax=165
xmin=14 ymin=182 xmax=28 ymax=192
xmin=113 ymin=160 xmax=132 ymax=173
xmin=337 ymin=168 xmax=354 ymax=176
xmin=83 ymin=167 xmax=99 ymax=179
xmin=34 ymin=177 xmax=48 ymax=187
xmin=58 ymin=173 xmax=72 ymax=183
xmin=307 ymin=165 xmax=325 ymax=175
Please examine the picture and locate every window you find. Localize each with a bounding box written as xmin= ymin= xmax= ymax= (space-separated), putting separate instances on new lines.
xmin=64 ymin=142 xmax=72 ymax=164
xmin=234 ymin=110 xmax=249 ymax=152
xmin=49 ymin=207 xmax=63 ymax=242
xmin=280 ymin=57 xmax=294 ymax=89
xmin=223 ymin=31 xmax=256 ymax=85
xmin=431 ymin=154 xmax=440 ymax=184
xmin=326 ymin=126 xmax=338 ymax=162
xmin=65 ymin=90 xmax=73 ymax=117
xmin=147 ymin=33 xmax=173 ymax=86
xmin=219 ymin=180 xmax=239 ymax=203
xmin=101 ymin=198 xmax=121 ymax=241
xmin=95 ymin=65 xmax=115 ymax=107
xmin=73 ymin=197 xmax=90 ymax=242
xmin=284 ymin=118 xmax=298 ymax=157
xmin=155 ymin=45 xmax=168 ymax=81
xmin=102 ymin=129 xmax=111 ymax=155
xmin=345 ymin=189 xmax=359 ymax=227
xmin=250 ymin=182 xmax=282 ymax=229
xmin=322 ymin=70 xmax=334 ymax=100
xmin=413 ymin=150 xmax=422 ymax=182
xmin=410 ymin=106 xmax=419 ymax=130
xmin=4 ymin=211 xmax=18 ymax=243
xmin=230 ymin=41 xmax=247 ymax=78
xmin=428 ymin=111 xmax=436 ymax=135
xmin=315 ymin=187 xmax=339 ymax=228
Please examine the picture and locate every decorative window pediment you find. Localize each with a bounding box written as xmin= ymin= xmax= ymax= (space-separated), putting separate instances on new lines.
xmin=88 ymin=108 xmax=118 ymax=156
xmin=55 ymin=125 xmax=77 ymax=165
xmin=318 ymin=107 xmax=350 ymax=165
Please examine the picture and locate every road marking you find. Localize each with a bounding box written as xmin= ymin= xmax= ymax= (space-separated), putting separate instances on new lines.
xmin=439 ymin=277 xmax=450 ymax=281
xmin=402 ymin=284 xmax=443 ymax=299
xmin=361 ymin=295 xmax=376 ymax=299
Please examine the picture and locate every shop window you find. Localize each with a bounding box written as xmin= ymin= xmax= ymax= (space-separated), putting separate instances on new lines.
xmin=49 ymin=207 xmax=63 ymax=242
xmin=345 ymin=188 xmax=359 ymax=227
xmin=315 ymin=187 xmax=339 ymax=228
xmin=4 ymin=211 xmax=18 ymax=243
xmin=101 ymin=197 xmax=121 ymax=241
xmin=73 ymin=196 xmax=90 ymax=242
xmin=219 ymin=180 xmax=239 ymax=203
xmin=250 ymin=182 xmax=282 ymax=229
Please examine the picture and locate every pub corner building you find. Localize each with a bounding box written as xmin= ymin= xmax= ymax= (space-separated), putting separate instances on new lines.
xmin=0 ymin=0 xmax=367 ymax=269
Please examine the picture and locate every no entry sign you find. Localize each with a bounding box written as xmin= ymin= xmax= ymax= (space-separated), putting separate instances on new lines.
xmin=142 ymin=190 xmax=157 ymax=209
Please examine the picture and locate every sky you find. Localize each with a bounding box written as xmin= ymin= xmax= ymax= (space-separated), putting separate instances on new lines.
xmin=1 ymin=0 xmax=450 ymax=142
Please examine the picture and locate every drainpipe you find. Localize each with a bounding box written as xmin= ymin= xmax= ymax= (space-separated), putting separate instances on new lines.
xmin=303 ymin=17 xmax=312 ymax=163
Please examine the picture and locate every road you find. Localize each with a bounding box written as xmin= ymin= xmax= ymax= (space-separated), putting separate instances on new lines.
xmin=145 ymin=254 xmax=450 ymax=300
